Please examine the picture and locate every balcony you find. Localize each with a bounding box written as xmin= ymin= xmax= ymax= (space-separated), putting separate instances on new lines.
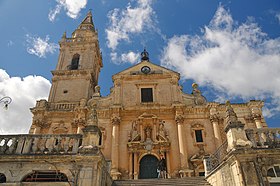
xmin=0 ymin=134 xmax=82 ymax=155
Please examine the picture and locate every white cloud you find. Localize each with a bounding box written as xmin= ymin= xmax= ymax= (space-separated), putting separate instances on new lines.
xmin=276 ymin=12 xmax=280 ymax=24
xmin=161 ymin=5 xmax=280 ymax=118
xmin=121 ymin=51 xmax=140 ymax=64
xmin=0 ymin=69 xmax=51 ymax=134
xmin=110 ymin=51 xmax=140 ymax=64
xmin=106 ymin=0 xmax=155 ymax=50
xmin=7 ymin=40 xmax=14 ymax=47
xmin=49 ymin=0 xmax=87 ymax=21
xmin=26 ymin=34 xmax=59 ymax=58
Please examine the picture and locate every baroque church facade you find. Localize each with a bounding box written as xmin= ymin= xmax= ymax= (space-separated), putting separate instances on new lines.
xmin=0 ymin=11 xmax=279 ymax=186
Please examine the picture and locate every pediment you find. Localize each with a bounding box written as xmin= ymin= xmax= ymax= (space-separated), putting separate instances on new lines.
xmin=112 ymin=60 xmax=180 ymax=79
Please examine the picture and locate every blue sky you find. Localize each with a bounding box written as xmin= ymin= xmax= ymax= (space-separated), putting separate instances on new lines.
xmin=0 ymin=0 xmax=279 ymax=133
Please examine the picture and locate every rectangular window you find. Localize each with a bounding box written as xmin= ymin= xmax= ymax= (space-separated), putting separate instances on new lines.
xmin=195 ymin=130 xmax=203 ymax=142
xmin=141 ymin=88 xmax=153 ymax=102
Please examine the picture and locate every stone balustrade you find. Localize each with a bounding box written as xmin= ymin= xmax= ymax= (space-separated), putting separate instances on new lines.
xmin=0 ymin=134 xmax=82 ymax=155
xmin=204 ymin=141 xmax=228 ymax=176
xmin=246 ymin=128 xmax=280 ymax=148
xmin=47 ymin=102 xmax=79 ymax=111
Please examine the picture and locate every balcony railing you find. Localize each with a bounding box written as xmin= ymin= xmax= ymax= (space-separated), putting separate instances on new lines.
xmin=47 ymin=102 xmax=79 ymax=111
xmin=0 ymin=134 xmax=82 ymax=155
xmin=246 ymin=128 xmax=280 ymax=148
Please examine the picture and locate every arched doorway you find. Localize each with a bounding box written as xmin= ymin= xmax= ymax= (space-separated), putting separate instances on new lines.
xmin=139 ymin=155 xmax=158 ymax=179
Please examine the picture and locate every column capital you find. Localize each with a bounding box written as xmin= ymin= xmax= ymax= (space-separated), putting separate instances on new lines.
xmin=252 ymin=113 xmax=262 ymax=121
xmin=209 ymin=114 xmax=219 ymax=123
xmin=175 ymin=114 xmax=184 ymax=124
xmin=111 ymin=115 xmax=121 ymax=125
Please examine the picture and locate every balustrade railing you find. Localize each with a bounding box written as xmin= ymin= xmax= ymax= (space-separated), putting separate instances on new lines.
xmin=204 ymin=141 xmax=228 ymax=175
xmin=0 ymin=134 xmax=82 ymax=155
xmin=47 ymin=102 xmax=79 ymax=111
xmin=246 ymin=128 xmax=280 ymax=148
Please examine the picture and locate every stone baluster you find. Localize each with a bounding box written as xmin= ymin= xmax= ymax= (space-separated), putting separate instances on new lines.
xmin=0 ymin=137 xmax=8 ymax=153
xmin=31 ymin=137 xmax=39 ymax=153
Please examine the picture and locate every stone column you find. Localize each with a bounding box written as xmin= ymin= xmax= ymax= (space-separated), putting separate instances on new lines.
xmin=129 ymin=152 xmax=133 ymax=179
xmin=133 ymin=152 xmax=139 ymax=179
xmin=252 ymin=113 xmax=262 ymax=129
xmin=210 ymin=114 xmax=222 ymax=148
xmin=110 ymin=115 xmax=121 ymax=180
xmin=175 ymin=114 xmax=191 ymax=177
xmin=166 ymin=151 xmax=171 ymax=178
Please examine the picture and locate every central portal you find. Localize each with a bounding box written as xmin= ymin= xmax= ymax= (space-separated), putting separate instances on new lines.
xmin=139 ymin=155 xmax=158 ymax=179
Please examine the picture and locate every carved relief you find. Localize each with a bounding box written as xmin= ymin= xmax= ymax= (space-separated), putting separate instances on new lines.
xmin=128 ymin=121 xmax=140 ymax=142
xmin=52 ymin=121 xmax=70 ymax=134
xmin=175 ymin=115 xmax=184 ymax=124
xmin=111 ymin=115 xmax=121 ymax=125
xmin=157 ymin=120 xmax=169 ymax=141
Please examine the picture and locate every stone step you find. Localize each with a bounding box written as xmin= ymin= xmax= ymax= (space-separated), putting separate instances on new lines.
xmin=113 ymin=177 xmax=211 ymax=186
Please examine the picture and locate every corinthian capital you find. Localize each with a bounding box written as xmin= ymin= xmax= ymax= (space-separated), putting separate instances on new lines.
xmin=175 ymin=114 xmax=184 ymax=124
xmin=111 ymin=115 xmax=121 ymax=125
xmin=252 ymin=113 xmax=262 ymax=121
xmin=209 ymin=114 xmax=219 ymax=123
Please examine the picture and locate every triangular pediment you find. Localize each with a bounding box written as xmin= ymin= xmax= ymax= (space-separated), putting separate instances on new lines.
xmin=113 ymin=60 xmax=180 ymax=79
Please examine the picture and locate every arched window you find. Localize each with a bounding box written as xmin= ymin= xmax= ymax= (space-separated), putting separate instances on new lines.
xmin=70 ymin=54 xmax=80 ymax=70
xmin=22 ymin=171 xmax=68 ymax=182
xmin=0 ymin=173 xmax=6 ymax=183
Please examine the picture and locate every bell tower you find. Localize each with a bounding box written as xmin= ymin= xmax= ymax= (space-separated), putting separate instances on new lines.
xmin=29 ymin=11 xmax=102 ymax=134
xmin=48 ymin=10 xmax=102 ymax=102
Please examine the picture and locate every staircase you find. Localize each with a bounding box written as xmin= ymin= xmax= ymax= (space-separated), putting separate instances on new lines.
xmin=113 ymin=177 xmax=211 ymax=186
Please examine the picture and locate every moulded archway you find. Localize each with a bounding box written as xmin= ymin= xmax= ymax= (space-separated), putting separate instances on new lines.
xmin=139 ymin=154 xmax=158 ymax=179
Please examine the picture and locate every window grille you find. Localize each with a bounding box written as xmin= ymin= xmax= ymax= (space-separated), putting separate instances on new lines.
xmin=141 ymin=88 xmax=153 ymax=102
xmin=22 ymin=171 xmax=68 ymax=182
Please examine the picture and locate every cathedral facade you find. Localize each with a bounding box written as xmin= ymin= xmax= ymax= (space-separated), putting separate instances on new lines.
xmin=0 ymin=11 xmax=279 ymax=186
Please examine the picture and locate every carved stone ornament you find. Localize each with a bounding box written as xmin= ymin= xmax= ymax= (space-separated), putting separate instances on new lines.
xmin=111 ymin=115 xmax=121 ymax=125
xmin=192 ymin=83 xmax=207 ymax=105
xmin=33 ymin=119 xmax=50 ymax=129
xmin=128 ymin=121 xmax=141 ymax=142
xmin=157 ymin=120 xmax=169 ymax=141
xmin=175 ymin=114 xmax=184 ymax=124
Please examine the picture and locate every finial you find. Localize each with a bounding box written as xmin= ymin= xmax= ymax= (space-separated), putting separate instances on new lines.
xmin=62 ymin=31 xmax=66 ymax=38
xmin=141 ymin=48 xmax=149 ymax=61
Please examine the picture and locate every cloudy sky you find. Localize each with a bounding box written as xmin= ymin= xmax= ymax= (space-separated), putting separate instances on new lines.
xmin=0 ymin=0 xmax=279 ymax=133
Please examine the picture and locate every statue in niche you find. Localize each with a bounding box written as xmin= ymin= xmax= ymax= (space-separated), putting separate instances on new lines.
xmin=93 ymin=85 xmax=101 ymax=97
xmin=192 ymin=83 xmax=207 ymax=105
xmin=145 ymin=126 xmax=152 ymax=141
xmin=128 ymin=121 xmax=140 ymax=142
xmin=157 ymin=120 xmax=169 ymax=141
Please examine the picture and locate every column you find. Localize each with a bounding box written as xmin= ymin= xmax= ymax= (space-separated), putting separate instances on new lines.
xmin=133 ymin=152 xmax=139 ymax=179
xmin=210 ymin=115 xmax=222 ymax=148
xmin=110 ymin=115 xmax=121 ymax=180
xmin=253 ymin=114 xmax=262 ymax=129
xmin=175 ymin=114 xmax=190 ymax=176
xmin=129 ymin=152 xmax=133 ymax=179
xmin=166 ymin=151 xmax=171 ymax=178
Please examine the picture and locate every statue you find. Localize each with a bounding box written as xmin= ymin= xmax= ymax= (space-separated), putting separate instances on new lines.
xmin=93 ymin=85 xmax=101 ymax=97
xmin=145 ymin=127 xmax=152 ymax=141
xmin=157 ymin=121 xmax=169 ymax=141
xmin=128 ymin=121 xmax=140 ymax=142
xmin=192 ymin=83 xmax=206 ymax=105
